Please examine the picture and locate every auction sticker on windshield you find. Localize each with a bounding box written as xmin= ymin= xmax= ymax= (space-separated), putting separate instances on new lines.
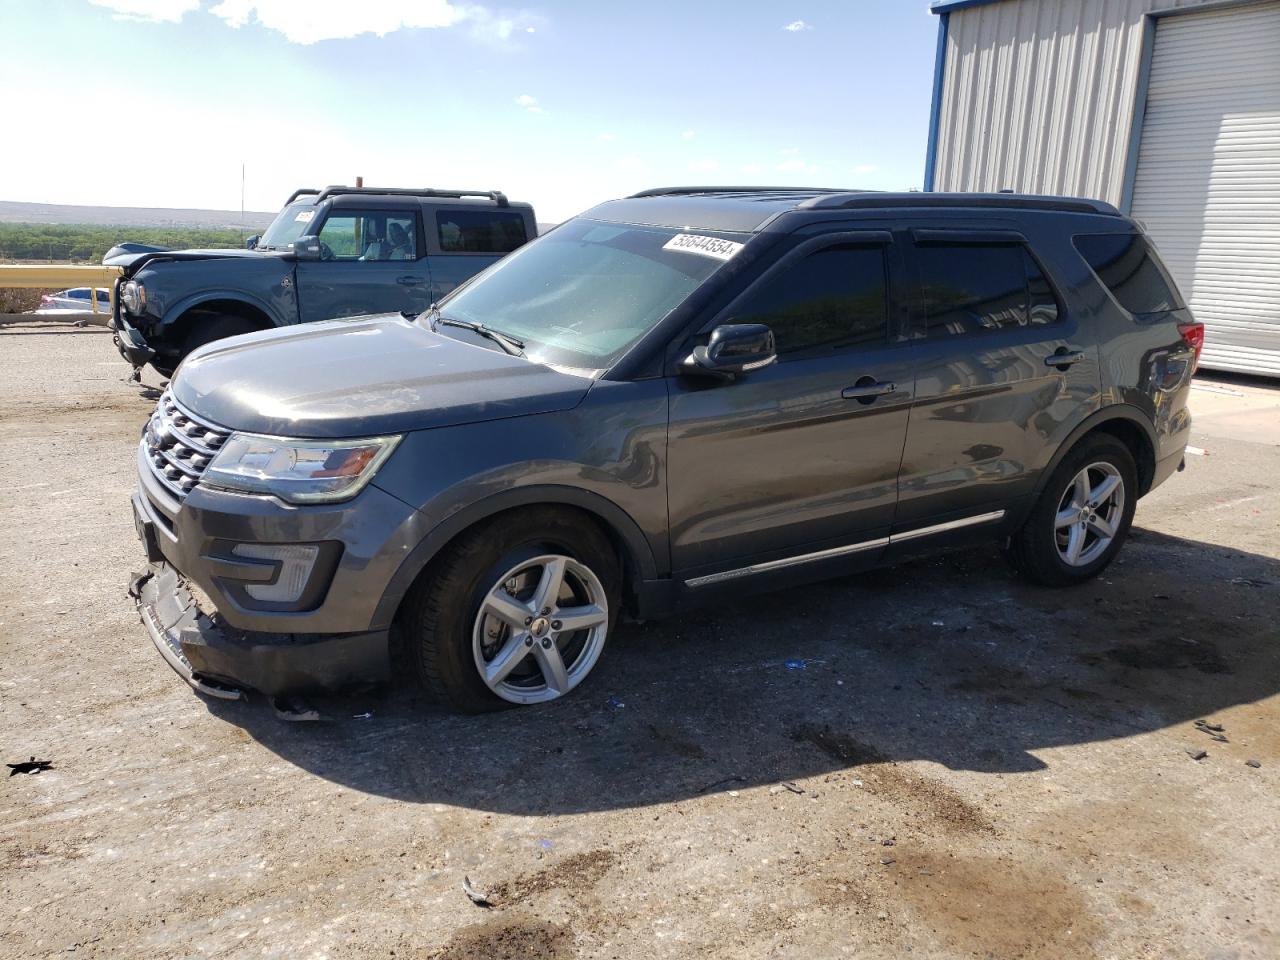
xmin=662 ymin=234 xmax=744 ymax=262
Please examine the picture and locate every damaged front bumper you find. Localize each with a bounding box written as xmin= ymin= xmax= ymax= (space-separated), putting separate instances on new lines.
xmin=113 ymin=311 xmax=155 ymax=369
xmin=129 ymin=562 xmax=390 ymax=699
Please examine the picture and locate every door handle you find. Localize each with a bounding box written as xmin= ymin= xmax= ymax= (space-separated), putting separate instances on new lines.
xmin=1045 ymin=349 xmax=1084 ymax=368
xmin=842 ymin=379 xmax=897 ymax=404
xmin=396 ymin=275 xmax=426 ymax=286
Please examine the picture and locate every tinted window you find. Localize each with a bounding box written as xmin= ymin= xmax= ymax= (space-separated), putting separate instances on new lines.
xmin=731 ymin=245 xmax=888 ymax=356
xmin=438 ymin=210 xmax=528 ymax=253
xmin=317 ymin=212 xmax=418 ymax=261
xmin=916 ymin=244 xmax=1058 ymax=337
xmin=1074 ymin=233 xmax=1184 ymax=314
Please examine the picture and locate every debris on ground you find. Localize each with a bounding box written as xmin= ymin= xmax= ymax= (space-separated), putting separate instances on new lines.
xmin=1186 ymin=749 xmax=1209 ymax=761
xmin=351 ymin=712 xmax=373 ymax=720
xmin=1194 ymin=719 xmax=1229 ymax=742
xmin=1230 ymin=577 xmax=1270 ymax=587
xmin=783 ymin=659 xmax=806 ymax=670
xmin=7 ymin=757 xmax=53 ymax=776
xmin=880 ymin=857 xmax=896 ymax=865
xmin=1185 ymin=445 xmax=1207 ymax=456
xmin=697 ymin=775 xmax=746 ymax=794
xmin=462 ymin=876 xmax=492 ymax=908
xmin=271 ymin=695 xmax=320 ymax=722
xmin=605 ymin=696 xmax=625 ymax=709
xmin=1246 ymin=759 xmax=1262 ymax=769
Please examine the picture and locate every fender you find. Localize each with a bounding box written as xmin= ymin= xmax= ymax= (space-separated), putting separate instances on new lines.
xmin=162 ymin=288 xmax=291 ymax=328
xmin=370 ymin=483 xmax=661 ymax=629
xmin=1013 ymin=403 xmax=1158 ymax=527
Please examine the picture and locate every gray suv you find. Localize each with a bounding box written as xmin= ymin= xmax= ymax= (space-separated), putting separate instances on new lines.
xmin=130 ymin=188 xmax=1201 ymax=712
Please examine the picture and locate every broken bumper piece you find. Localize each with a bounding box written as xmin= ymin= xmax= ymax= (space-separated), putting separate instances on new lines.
xmin=130 ymin=562 xmax=390 ymax=699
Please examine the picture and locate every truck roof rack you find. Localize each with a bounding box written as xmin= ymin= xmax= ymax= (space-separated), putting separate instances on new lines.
xmin=285 ymin=188 xmax=321 ymax=204
xmin=796 ymin=192 xmax=1121 ymax=216
xmin=628 ymin=186 xmax=856 ymax=199
xmin=309 ymin=186 xmax=510 ymax=207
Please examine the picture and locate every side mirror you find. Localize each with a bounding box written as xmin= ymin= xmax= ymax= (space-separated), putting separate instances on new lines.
xmin=681 ymin=323 xmax=777 ymax=380
xmin=290 ymin=236 xmax=322 ymax=261
xmin=245 ymin=235 xmax=260 ymax=250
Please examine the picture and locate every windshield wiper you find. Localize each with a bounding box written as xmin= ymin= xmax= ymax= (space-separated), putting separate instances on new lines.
xmin=431 ymin=312 xmax=526 ymax=357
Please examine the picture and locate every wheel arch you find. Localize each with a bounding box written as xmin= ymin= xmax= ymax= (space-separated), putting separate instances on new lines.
xmin=163 ymin=292 xmax=282 ymax=337
xmin=1029 ymin=405 xmax=1158 ymax=511
xmin=373 ymin=485 xmax=661 ymax=629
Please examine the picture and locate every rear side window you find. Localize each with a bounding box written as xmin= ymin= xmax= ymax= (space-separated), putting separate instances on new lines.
xmin=437 ymin=210 xmax=528 ymax=254
xmin=914 ymin=243 xmax=1059 ymax=337
xmin=730 ymin=244 xmax=889 ymax=356
xmin=1073 ymin=233 xmax=1184 ymax=314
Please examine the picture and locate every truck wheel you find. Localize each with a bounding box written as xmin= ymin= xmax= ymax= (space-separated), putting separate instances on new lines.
xmin=401 ymin=508 xmax=621 ymax=712
xmin=179 ymin=314 xmax=265 ymax=365
xmin=1008 ymin=433 xmax=1137 ymax=587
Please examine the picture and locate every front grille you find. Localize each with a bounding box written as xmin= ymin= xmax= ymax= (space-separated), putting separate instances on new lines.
xmin=143 ymin=390 xmax=231 ymax=500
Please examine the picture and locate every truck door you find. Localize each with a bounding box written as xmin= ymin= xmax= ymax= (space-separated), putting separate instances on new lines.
xmin=295 ymin=208 xmax=432 ymax=322
xmin=427 ymin=206 xmax=532 ymax=302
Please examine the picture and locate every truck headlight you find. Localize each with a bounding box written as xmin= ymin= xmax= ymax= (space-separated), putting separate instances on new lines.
xmin=121 ymin=280 xmax=146 ymax=314
xmin=205 ymin=433 xmax=400 ymax=503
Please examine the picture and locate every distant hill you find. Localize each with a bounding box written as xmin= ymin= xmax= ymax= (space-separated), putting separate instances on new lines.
xmin=0 ymin=200 xmax=274 ymax=231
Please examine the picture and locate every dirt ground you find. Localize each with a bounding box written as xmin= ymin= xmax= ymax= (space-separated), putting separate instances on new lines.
xmin=1 ymin=324 xmax=1277 ymax=960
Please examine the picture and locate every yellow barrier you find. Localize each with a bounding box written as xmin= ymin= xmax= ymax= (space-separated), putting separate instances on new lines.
xmin=0 ymin=263 xmax=122 ymax=314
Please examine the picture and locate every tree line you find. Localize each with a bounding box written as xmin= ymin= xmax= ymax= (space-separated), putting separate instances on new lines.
xmin=0 ymin=223 xmax=247 ymax=263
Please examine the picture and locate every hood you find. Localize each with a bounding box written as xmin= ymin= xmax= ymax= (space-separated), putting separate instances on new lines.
xmin=110 ymin=247 xmax=279 ymax=274
xmin=171 ymin=314 xmax=594 ymax=438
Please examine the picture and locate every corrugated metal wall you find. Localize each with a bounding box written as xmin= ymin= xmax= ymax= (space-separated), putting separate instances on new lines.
xmin=931 ymin=0 xmax=1219 ymax=204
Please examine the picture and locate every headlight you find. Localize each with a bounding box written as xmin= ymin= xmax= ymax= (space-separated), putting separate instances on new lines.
xmin=204 ymin=433 xmax=400 ymax=503
xmin=121 ymin=280 xmax=146 ymax=314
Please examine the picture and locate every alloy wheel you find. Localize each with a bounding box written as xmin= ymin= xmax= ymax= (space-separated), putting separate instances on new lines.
xmin=472 ymin=553 xmax=609 ymax=704
xmin=1054 ymin=461 xmax=1125 ymax=567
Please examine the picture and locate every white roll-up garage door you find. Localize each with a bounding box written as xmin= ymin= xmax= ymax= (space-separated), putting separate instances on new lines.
xmin=1130 ymin=1 xmax=1280 ymax=377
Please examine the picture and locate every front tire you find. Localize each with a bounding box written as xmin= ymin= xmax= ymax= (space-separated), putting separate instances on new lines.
xmin=1008 ymin=434 xmax=1137 ymax=587
xmin=401 ymin=508 xmax=621 ymax=712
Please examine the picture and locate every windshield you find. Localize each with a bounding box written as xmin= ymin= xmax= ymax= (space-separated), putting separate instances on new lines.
xmin=258 ymin=199 xmax=319 ymax=250
xmin=434 ymin=218 xmax=750 ymax=371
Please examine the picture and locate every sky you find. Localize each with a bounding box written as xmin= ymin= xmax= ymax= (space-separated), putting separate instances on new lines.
xmin=1 ymin=0 xmax=941 ymax=223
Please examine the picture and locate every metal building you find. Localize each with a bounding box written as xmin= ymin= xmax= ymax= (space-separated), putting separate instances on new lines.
xmin=926 ymin=0 xmax=1280 ymax=376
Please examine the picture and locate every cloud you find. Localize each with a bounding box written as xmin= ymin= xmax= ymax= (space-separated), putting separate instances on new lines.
xmin=779 ymin=146 xmax=800 ymax=156
xmin=597 ymin=132 xmax=617 ymax=142
xmin=741 ymin=163 xmax=762 ymax=174
xmin=206 ymin=0 xmax=463 ymax=43
xmin=852 ymin=164 xmax=877 ymax=175
xmin=688 ymin=158 xmax=719 ymax=172
xmin=457 ymin=5 xmax=546 ymax=44
xmin=783 ymin=20 xmax=812 ymax=32
xmin=681 ymin=130 xmax=696 ymax=140
xmin=96 ymin=0 xmax=543 ymax=45
xmin=515 ymin=94 xmax=544 ymax=114
xmin=777 ymin=158 xmax=807 ymax=173
xmin=88 ymin=0 xmax=199 ymax=22
xmin=616 ymin=156 xmax=645 ymax=172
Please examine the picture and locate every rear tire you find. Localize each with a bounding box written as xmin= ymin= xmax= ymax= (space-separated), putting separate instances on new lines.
xmin=400 ymin=508 xmax=621 ymax=713
xmin=1008 ymin=434 xmax=1137 ymax=587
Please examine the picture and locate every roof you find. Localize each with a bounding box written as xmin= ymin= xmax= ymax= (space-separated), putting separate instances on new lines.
xmin=582 ymin=187 xmax=1121 ymax=233
xmin=929 ymin=0 xmax=1004 ymax=13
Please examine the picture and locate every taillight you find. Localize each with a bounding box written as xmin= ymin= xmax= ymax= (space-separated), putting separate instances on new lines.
xmin=1178 ymin=322 xmax=1205 ymax=372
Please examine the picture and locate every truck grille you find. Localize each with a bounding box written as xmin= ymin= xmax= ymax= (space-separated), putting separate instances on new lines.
xmin=144 ymin=390 xmax=231 ymax=500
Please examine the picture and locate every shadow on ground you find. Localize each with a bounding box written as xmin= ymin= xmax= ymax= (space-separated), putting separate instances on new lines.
xmin=209 ymin=528 xmax=1279 ymax=814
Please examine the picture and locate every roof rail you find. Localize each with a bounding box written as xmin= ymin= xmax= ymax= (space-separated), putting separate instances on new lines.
xmin=628 ymin=185 xmax=856 ymax=199
xmin=285 ymin=188 xmax=321 ymax=204
xmin=797 ymin=192 xmax=1120 ymax=216
xmin=312 ymin=186 xmax=510 ymax=206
